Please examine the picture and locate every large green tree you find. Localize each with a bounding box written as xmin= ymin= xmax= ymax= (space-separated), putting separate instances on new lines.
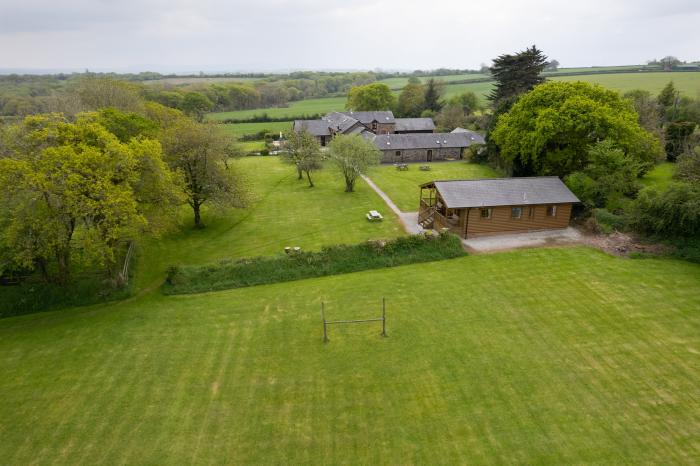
xmin=488 ymin=45 xmax=548 ymax=109
xmin=396 ymin=82 xmax=425 ymax=117
xmin=346 ymin=83 xmax=396 ymax=111
xmin=491 ymin=81 xmax=662 ymax=176
xmin=328 ymin=135 xmax=381 ymax=192
xmin=565 ymin=140 xmax=641 ymax=209
xmin=283 ymin=129 xmax=323 ymax=187
xmin=160 ymin=118 xmax=245 ymax=228
xmin=423 ymin=78 xmax=445 ymax=113
xmin=0 ymin=113 xmax=181 ymax=283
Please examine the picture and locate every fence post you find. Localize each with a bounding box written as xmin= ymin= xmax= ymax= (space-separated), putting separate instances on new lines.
xmin=381 ymin=297 xmax=387 ymax=337
xmin=321 ymin=302 xmax=328 ymax=343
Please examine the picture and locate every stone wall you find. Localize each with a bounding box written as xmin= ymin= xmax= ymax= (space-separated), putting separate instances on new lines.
xmin=380 ymin=147 xmax=464 ymax=163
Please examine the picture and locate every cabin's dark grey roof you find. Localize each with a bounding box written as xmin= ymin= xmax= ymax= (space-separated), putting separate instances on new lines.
xmin=395 ymin=118 xmax=435 ymax=132
xmin=371 ymin=132 xmax=483 ymax=151
xmin=293 ymin=120 xmax=331 ymax=136
xmin=341 ymin=111 xmax=395 ymax=124
xmin=425 ymin=177 xmax=580 ymax=208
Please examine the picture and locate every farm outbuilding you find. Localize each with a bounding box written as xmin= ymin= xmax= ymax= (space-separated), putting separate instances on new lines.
xmin=418 ymin=177 xmax=580 ymax=238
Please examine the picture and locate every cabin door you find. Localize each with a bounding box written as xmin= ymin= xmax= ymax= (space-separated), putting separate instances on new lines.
xmin=427 ymin=149 xmax=433 ymax=162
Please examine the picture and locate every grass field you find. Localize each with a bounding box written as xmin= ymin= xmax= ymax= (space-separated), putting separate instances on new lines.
xmin=218 ymin=121 xmax=292 ymax=138
xmin=641 ymin=162 xmax=677 ymax=191
xmin=133 ymin=156 xmax=403 ymax=290
xmin=1 ymin=247 xmax=699 ymax=464
xmin=238 ymin=140 xmax=266 ymax=153
xmin=379 ymin=73 xmax=490 ymax=89
xmin=368 ymin=161 xmax=500 ymax=211
xmin=207 ymin=97 xmax=346 ymax=121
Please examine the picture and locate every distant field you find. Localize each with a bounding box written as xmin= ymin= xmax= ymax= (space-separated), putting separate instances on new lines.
xmin=208 ymin=71 xmax=700 ymax=122
xmin=442 ymin=71 xmax=700 ymax=104
xmin=552 ymin=71 xmax=700 ymax=96
xmin=368 ymin=161 xmax=500 ymax=212
xmin=207 ymin=96 xmax=346 ymax=121
xmin=379 ymin=73 xmax=490 ymax=89
xmin=144 ymin=76 xmax=259 ymax=86
xmin=218 ymin=121 xmax=292 ymax=137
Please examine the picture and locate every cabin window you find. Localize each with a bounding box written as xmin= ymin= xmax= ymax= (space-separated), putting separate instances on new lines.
xmin=546 ymin=205 xmax=557 ymax=217
xmin=480 ymin=208 xmax=492 ymax=219
xmin=528 ymin=207 xmax=535 ymax=219
xmin=395 ymin=150 xmax=401 ymax=157
xmin=511 ymin=207 xmax=523 ymax=219
xmin=371 ymin=121 xmax=378 ymax=132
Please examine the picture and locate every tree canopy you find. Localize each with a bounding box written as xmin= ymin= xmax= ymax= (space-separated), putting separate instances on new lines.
xmin=488 ymin=45 xmax=548 ymax=107
xmin=328 ymin=135 xmax=381 ymax=192
xmin=396 ymin=82 xmax=425 ymax=117
xmin=159 ymin=118 xmax=246 ymax=228
xmin=0 ymin=113 xmax=181 ymax=283
xmin=491 ymin=81 xmax=662 ymax=176
xmin=283 ymin=129 xmax=323 ymax=187
xmin=423 ymin=78 xmax=445 ymax=113
xmin=346 ymin=83 xmax=396 ymax=111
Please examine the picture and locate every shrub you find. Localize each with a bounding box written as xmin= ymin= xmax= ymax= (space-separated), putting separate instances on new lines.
xmin=163 ymin=233 xmax=465 ymax=295
xmin=593 ymin=208 xmax=628 ymax=234
xmin=630 ymin=184 xmax=700 ymax=237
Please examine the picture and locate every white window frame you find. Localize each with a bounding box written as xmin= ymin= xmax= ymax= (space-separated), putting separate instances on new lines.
xmin=511 ymin=207 xmax=523 ymax=219
xmin=546 ymin=205 xmax=557 ymax=217
xmin=480 ymin=208 xmax=492 ymax=219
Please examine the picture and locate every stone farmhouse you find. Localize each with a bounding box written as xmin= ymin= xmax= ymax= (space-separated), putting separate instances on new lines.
xmin=292 ymin=110 xmax=483 ymax=163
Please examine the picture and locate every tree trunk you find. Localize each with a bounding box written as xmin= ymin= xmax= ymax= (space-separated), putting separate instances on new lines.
xmin=297 ymin=166 xmax=303 ymax=180
xmin=345 ymin=175 xmax=354 ymax=192
xmin=193 ymin=201 xmax=203 ymax=228
xmin=36 ymin=258 xmax=50 ymax=283
xmin=55 ymin=248 xmax=70 ymax=285
xmin=305 ymin=170 xmax=314 ymax=187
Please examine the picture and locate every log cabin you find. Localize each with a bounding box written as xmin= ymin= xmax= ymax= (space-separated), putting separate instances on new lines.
xmin=418 ymin=177 xmax=580 ymax=238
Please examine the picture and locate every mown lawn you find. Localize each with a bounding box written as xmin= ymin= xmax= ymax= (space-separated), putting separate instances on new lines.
xmin=641 ymin=162 xmax=677 ymax=191
xmin=133 ymin=156 xmax=403 ymax=290
xmin=1 ymin=247 xmax=699 ymax=464
xmin=368 ymin=161 xmax=500 ymax=211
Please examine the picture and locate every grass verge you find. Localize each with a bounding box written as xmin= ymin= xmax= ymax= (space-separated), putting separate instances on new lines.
xmin=163 ymin=233 xmax=464 ymax=294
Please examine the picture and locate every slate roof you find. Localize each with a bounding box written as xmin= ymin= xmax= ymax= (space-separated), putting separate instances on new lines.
xmin=341 ymin=111 xmax=395 ymax=124
xmin=371 ymin=132 xmax=484 ymax=151
xmin=323 ymin=112 xmax=361 ymax=133
xmin=293 ymin=120 xmax=331 ymax=137
xmin=395 ymin=118 xmax=436 ymax=132
xmin=423 ymin=177 xmax=580 ymax=209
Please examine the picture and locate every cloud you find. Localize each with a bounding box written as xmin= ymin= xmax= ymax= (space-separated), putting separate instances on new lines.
xmin=0 ymin=0 xmax=697 ymax=72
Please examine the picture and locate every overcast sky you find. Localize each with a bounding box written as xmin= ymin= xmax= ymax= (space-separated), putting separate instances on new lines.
xmin=0 ymin=0 xmax=698 ymax=73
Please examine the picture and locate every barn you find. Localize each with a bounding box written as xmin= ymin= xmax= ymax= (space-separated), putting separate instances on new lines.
xmin=418 ymin=177 xmax=580 ymax=238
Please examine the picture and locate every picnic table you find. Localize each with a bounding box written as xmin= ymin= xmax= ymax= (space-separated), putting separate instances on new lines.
xmin=395 ymin=163 xmax=408 ymax=171
xmin=366 ymin=210 xmax=384 ymax=221
xmin=419 ymin=165 xmax=431 ymax=171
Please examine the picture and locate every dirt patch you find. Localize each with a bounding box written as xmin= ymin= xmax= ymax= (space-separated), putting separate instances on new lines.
xmin=580 ymin=231 xmax=673 ymax=257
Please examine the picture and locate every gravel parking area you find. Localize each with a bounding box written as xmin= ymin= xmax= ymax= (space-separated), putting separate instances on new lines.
xmin=462 ymin=227 xmax=583 ymax=252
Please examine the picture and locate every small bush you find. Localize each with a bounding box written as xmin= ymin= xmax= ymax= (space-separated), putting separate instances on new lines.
xmin=593 ymin=208 xmax=627 ymax=234
xmin=163 ymin=233 xmax=465 ymax=295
